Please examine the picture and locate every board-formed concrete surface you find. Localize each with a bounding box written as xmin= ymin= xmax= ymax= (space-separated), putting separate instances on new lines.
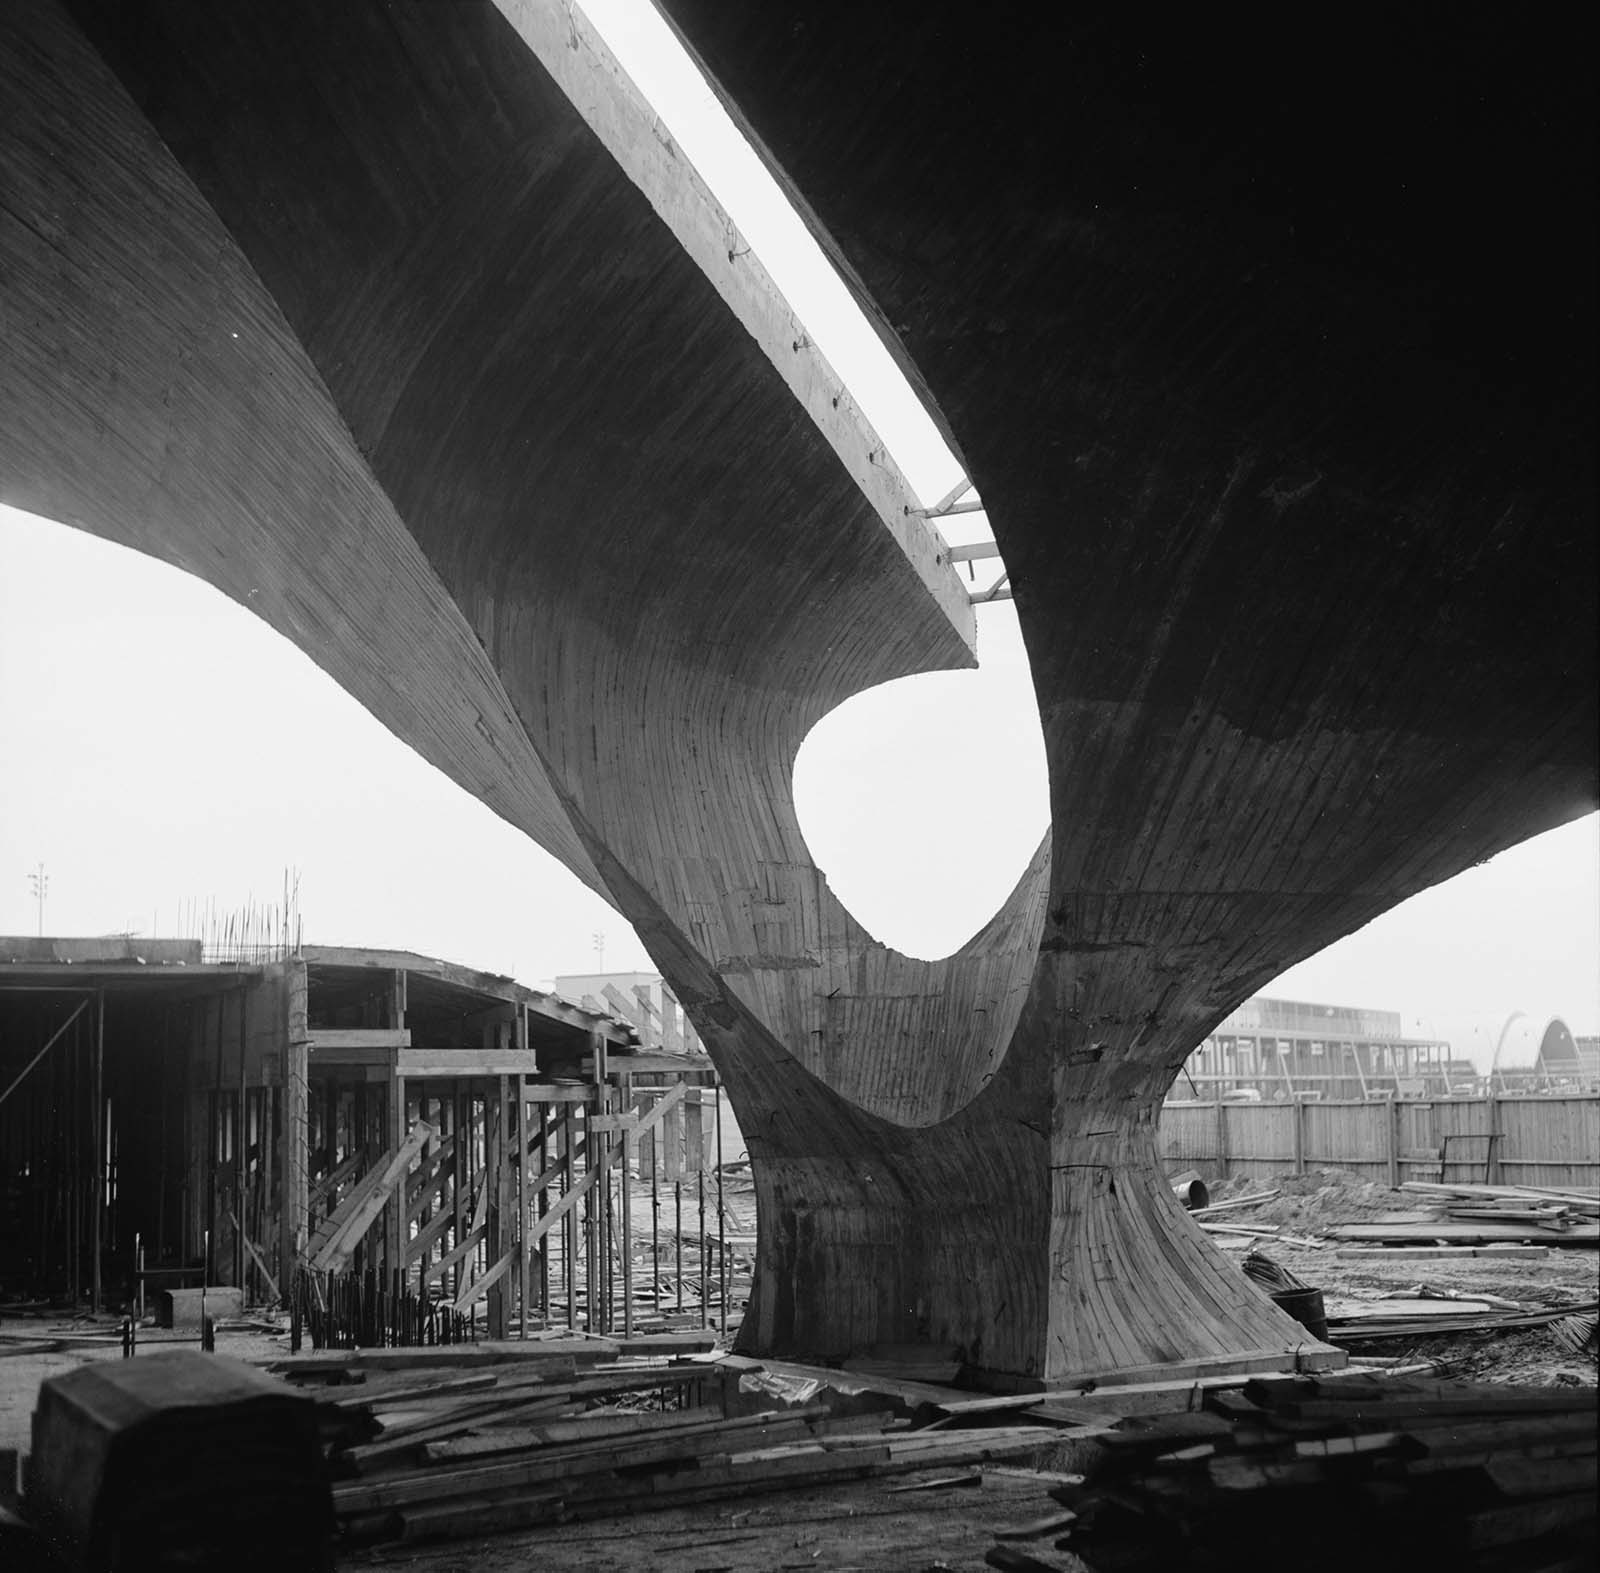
xmin=2 ymin=1 xmax=1592 ymax=1381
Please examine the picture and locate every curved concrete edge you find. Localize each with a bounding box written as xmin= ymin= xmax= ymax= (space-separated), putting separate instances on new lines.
xmin=494 ymin=0 xmax=978 ymax=657
xmin=0 ymin=0 xmax=603 ymax=896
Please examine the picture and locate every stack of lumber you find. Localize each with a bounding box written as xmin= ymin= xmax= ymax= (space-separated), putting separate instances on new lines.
xmin=1007 ymin=1371 xmax=1598 ymax=1572
xmin=1327 ymin=1295 xmax=1600 ymax=1344
xmin=1325 ymin=1182 xmax=1600 ymax=1247
xmin=276 ymin=1340 xmax=1073 ymax=1548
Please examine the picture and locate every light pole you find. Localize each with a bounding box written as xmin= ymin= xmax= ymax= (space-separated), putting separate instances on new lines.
xmin=592 ymin=930 xmax=605 ymax=975
xmin=27 ymin=862 xmax=48 ymax=937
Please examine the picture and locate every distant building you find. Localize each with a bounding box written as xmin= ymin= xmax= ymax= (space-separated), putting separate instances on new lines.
xmin=1487 ymin=1016 xmax=1591 ymax=1091
xmin=1578 ymin=1036 xmax=1600 ymax=1083
xmin=1171 ymin=995 xmax=1468 ymax=1101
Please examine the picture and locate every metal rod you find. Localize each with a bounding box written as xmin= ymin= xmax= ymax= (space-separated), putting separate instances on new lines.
xmin=697 ymin=1159 xmax=708 ymax=1331
xmin=237 ymin=986 xmax=247 ymax=1299
xmin=621 ymin=1082 xmax=634 ymax=1339
xmin=517 ymin=1075 xmax=528 ymax=1339
xmin=537 ymin=1102 xmax=550 ymax=1324
xmin=93 ymin=990 xmax=104 ymax=1313
xmin=650 ymin=1102 xmax=660 ymax=1312
xmin=563 ymin=1105 xmax=576 ymax=1331
xmin=715 ymin=1081 xmax=727 ymax=1335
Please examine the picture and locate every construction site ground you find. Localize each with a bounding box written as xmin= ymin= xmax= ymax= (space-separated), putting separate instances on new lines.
xmin=1 ymin=1168 xmax=1593 ymax=1572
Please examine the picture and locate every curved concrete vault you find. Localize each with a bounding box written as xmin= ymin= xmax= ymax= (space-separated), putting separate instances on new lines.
xmin=2 ymin=0 xmax=1594 ymax=1381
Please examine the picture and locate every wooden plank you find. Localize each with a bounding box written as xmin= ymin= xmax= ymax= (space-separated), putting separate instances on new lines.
xmin=527 ymin=1161 xmax=601 ymax=1245
xmin=633 ymin=1082 xmax=688 ymax=1142
xmin=1326 ymin=1220 xmax=1600 ymax=1245
xmin=307 ymin=1044 xmax=393 ymax=1069
xmin=308 ymin=1148 xmax=363 ymax=1213
xmin=604 ymin=1052 xmax=714 ymax=1076
xmin=227 ymin=1210 xmax=281 ymax=1303
xmin=331 ymin=1407 xmax=833 ymax=1514
xmin=631 ymin=984 xmax=663 ymax=1040
xmin=271 ymin=1337 xmax=619 ymax=1376
xmin=658 ymin=982 xmax=684 ymax=1054
xmin=396 ymin=1050 xmax=541 ymax=1079
xmin=301 ymin=947 xmax=630 ymax=1042
xmin=1330 ymin=1244 xmax=1549 ymax=1260
xmin=662 ymin=1099 xmax=683 ymax=1181
xmin=452 ymin=1245 xmax=518 ymax=1314
xmin=421 ymin=1188 xmax=488 ymax=1284
xmin=517 ymin=1085 xmax=599 ymax=1103
xmin=307 ymin=1122 xmax=436 ymax=1273
xmin=1484 ymin=1455 xmax=1597 ymax=1498
xmin=601 ymin=984 xmax=644 ymax=1030
xmin=406 ymin=1132 xmax=457 ymax=1220
xmin=308 ymin=1028 xmax=409 ymax=1051
xmin=685 ymin=1089 xmax=705 ymax=1175
xmin=424 ymin=1400 xmax=795 ymax=1463
xmin=405 ymin=1199 xmax=459 ymax=1265
xmin=919 ymin=1353 xmax=1342 ymax=1422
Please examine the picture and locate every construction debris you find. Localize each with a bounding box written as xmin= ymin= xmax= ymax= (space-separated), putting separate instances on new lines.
xmin=1552 ymin=1310 xmax=1599 ymax=1356
xmin=265 ymin=1343 xmax=1085 ymax=1550
xmin=1326 ymin=1296 xmax=1600 ymax=1345
xmin=1188 ymin=1188 xmax=1281 ymax=1221
xmin=1012 ymin=1371 xmax=1598 ymax=1571
xmin=1324 ymin=1181 xmax=1600 ymax=1247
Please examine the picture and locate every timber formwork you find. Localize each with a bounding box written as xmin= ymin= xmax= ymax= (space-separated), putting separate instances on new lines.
xmin=1 ymin=938 xmax=731 ymax=1336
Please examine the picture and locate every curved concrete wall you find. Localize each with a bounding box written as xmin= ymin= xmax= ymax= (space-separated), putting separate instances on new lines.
xmin=3 ymin=0 xmax=1593 ymax=1379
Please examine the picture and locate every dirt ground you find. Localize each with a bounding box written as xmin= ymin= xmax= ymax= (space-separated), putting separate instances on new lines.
xmin=1203 ymin=1169 xmax=1599 ymax=1388
xmin=347 ymin=1471 xmax=1079 ymax=1573
xmin=2 ymin=1167 xmax=1593 ymax=1570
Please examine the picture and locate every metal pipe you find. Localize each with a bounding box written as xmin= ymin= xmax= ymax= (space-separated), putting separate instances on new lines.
xmin=517 ymin=1075 xmax=528 ymax=1339
xmin=715 ymin=1082 xmax=726 ymax=1334
xmin=93 ymin=989 xmax=104 ymax=1313
xmin=697 ymin=1159 xmax=708 ymax=1331
xmin=620 ymin=1087 xmax=633 ymax=1339
xmin=650 ymin=1104 xmax=660 ymax=1312
xmin=563 ymin=1104 xmax=576 ymax=1331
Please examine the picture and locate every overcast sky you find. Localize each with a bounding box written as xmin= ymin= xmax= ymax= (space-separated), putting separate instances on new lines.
xmin=2 ymin=0 xmax=1595 ymax=1053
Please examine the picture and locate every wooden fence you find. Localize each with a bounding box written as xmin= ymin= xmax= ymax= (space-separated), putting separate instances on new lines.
xmin=1160 ymin=1095 xmax=1599 ymax=1190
